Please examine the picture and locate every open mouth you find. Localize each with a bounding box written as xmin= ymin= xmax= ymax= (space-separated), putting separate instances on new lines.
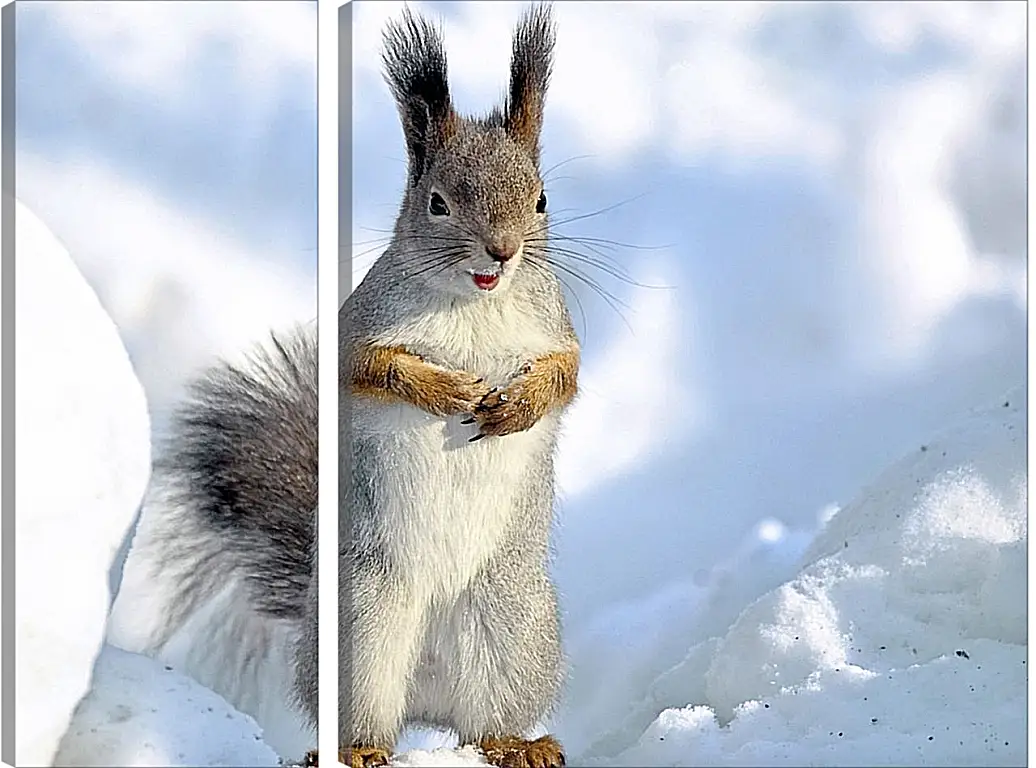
xmin=469 ymin=269 xmax=501 ymax=291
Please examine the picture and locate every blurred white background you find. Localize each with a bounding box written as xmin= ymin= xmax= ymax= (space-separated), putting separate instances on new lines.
xmin=15 ymin=1 xmax=318 ymax=433
xmin=15 ymin=0 xmax=318 ymax=620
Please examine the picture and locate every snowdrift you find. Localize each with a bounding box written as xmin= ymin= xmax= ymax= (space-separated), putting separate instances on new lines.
xmin=53 ymin=645 xmax=278 ymax=767
xmin=14 ymin=200 xmax=153 ymax=765
xmin=14 ymin=200 xmax=280 ymax=767
xmin=580 ymin=385 xmax=1027 ymax=767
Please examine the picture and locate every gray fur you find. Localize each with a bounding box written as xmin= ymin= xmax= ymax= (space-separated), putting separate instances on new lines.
xmin=334 ymin=2 xmax=575 ymax=752
xmin=150 ymin=327 xmax=318 ymax=631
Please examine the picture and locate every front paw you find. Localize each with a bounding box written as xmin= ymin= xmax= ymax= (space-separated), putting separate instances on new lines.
xmin=467 ymin=378 xmax=540 ymax=440
xmin=419 ymin=367 xmax=492 ymax=419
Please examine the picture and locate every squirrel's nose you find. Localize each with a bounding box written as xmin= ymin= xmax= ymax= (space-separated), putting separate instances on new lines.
xmin=485 ymin=241 xmax=519 ymax=263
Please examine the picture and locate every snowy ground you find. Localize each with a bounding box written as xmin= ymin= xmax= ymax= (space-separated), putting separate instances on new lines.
xmin=378 ymin=384 xmax=1027 ymax=767
xmin=576 ymin=386 xmax=1027 ymax=767
xmin=53 ymin=646 xmax=278 ymax=768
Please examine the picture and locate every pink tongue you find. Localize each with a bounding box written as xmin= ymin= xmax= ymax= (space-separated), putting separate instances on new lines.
xmin=473 ymin=273 xmax=499 ymax=290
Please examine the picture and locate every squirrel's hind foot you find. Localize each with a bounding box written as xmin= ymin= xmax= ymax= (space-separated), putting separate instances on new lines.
xmin=342 ymin=745 xmax=392 ymax=768
xmin=303 ymin=746 xmax=391 ymax=768
xmin=477 ymin=735 xmax=565 ymax=768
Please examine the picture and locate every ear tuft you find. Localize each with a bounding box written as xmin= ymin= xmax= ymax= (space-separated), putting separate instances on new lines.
xmin=505 ymin=3 xmax=557 ymax=165
xmin=382 ymin=8 xmax=457 ymax=186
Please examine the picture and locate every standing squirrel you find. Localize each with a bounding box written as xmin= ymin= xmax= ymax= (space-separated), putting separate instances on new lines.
xmin=325 ymin=5 xmax=579 ymax=767
xmin=109 ymin=4 xmax=577 ymax=768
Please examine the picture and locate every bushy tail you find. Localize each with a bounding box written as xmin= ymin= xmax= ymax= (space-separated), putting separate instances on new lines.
xmin=108 ymin=325 xmax=318 ymax=759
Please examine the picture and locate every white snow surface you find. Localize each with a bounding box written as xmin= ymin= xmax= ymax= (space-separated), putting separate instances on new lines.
xmin=390 ymin=384 xmax=1027 ymax=767
xmin=53 ymin=645 xmax=279 ymax=768
xmin=14 ymin=201 xmax=281 ymax=768
xmin=109 ymin=561 xmax=316 ymax=763
xmin=14 ymin=200 xmax=153 ymax=767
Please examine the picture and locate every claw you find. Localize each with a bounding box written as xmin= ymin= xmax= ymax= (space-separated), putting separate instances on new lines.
xmin=469 ymin=433 xmax=487 ymax=442
xmin=476 ymin=390 xmax=499 ymax=410
xmin=461 ymin=417 xmax=475 ymax=425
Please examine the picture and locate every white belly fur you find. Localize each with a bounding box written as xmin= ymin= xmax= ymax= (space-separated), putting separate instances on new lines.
xmin=357 ymin=291 xmax=563 ymax=597
xmin=352 ymin=398 xmax=555 ymax=600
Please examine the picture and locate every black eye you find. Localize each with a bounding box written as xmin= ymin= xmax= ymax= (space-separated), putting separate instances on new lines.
xmin=429 ymin=192 xmax=450 ymax=217
xmin=536 ymin=190 xmax=547 ymax=214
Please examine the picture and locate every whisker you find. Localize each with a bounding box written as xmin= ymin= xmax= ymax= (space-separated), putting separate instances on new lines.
xmin=545 ymin=194 xmax=649 ymax=231
xmin=541 ymin=154 xmax=596 ymax=183
xmin=540 ymin=246 xmax=664 ymax=290
xmin=350 ymin=241 xmax=394 ymax=262
xmin=402 ymin=248 xmax=472 ymax=281
xmin=528 ymin=233 xmax=675 ymax=291
xmin=350 ymin=233 xmax=471 ymax=248
xmin=528 ymin=235 xmax=628 ymax=273
xmin=523 ymin=256 xmax=591 ymax=339
xmin=349 ymin=235 xmax=392 ymax=247
xmin=345 ymin=230 xmax=478 ymax=266
xmin=526 ymin=250 xmax=634 ymax=331
xmin=537 ymin=255 xmax=631 ymax=311
xmin=403 ymin=244 xmax=472 ymax=267
xmin=349 ymin=240 xmax=471 ymax=266
xmin=352 ymin=187 xmax=664 ymax=334
xmin=546 ymin=233 xmax=670 ymax=253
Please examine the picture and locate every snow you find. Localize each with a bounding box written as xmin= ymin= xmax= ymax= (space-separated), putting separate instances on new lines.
xmin=14 ymin=200 xmax=280 ymax=768
xmin=109 ymin=561 xmax=316 ymax=762
xmin=14 ymin=200 xmax=152 ymax=766
xmin=389 ymin=384 xmax=1027 ymax=766
xmin=53 ymin=645 xmax=279 ymax=768
xmin=388 ymin=745 xmax=488 ymax=767
xmin=573 ymin=384 xmax=1027 ymax=767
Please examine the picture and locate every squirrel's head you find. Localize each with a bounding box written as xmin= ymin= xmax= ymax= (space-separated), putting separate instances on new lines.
xmin=382 ymin=4 xmax=556 ymax=298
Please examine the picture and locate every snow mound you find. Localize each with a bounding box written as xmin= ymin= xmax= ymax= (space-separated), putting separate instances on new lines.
xmin=109 ymin=562 xmax=315 ymax=762
xmin=14 ymin=200 xmax=152 ymax=766
xmin=581 ymin=385 xmax=1026 ymax=767
xmin=52 ymin=645 xmax=279 ymax=767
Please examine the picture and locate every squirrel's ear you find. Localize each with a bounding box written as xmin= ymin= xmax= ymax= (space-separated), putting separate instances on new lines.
xmin=382 ymin=9 xmax=457 ymax=186
xmin=505 ymin=3 xmax=556 ymax=164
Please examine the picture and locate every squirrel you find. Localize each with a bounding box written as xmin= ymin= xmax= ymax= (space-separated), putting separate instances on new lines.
xmin=324 ymin=5 xmax=579 ymax=767
xmin=109 ymin=4 xmax=577 ymax=768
